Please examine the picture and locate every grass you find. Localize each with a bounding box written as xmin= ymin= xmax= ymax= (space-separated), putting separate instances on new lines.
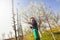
xmin=41 ymin=31 xmax=60 ymax=40
xmin=24 ymin=31 xmax=60 ymax=40
xmin=10 ymin=27 xmax=60 ymax=40
xmin=24 ymin=27 xmax=60 ymax=40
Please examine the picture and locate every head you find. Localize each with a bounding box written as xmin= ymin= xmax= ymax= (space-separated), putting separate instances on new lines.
xmin=30 ymin=17 xmax=35 ymax=22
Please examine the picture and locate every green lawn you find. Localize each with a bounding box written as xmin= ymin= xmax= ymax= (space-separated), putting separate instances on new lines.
xmin=41 ymin=31 xmax=60 ymax=40
xmin=24 ymin=27 xmax=60 ymax=40
xmin=11 ymin=27 xmax=60 ymax=40
xmin=23 ymin=31 xmax=60 ymax=40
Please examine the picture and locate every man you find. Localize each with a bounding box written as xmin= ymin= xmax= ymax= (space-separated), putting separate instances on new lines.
xmin=28 ymin=17 xmax=40 ymax=40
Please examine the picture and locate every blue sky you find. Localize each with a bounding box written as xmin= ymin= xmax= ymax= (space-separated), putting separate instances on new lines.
xmin=15 ymin=0 xmax=60 ymax=12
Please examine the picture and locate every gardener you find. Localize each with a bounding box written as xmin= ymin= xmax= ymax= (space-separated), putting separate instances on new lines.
xmin=28 ymin=17 xmax=40 ymax=40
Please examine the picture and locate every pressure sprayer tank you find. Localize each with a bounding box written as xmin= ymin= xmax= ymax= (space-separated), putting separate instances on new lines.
xmin=33 ymin=28 xmax=40 ymax=40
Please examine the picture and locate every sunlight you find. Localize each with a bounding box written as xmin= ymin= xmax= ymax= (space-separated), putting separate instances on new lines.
xmin=0 ymin=0 xmax=13 ymax=39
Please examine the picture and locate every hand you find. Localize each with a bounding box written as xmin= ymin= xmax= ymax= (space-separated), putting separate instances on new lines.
xmin=30 ymin=26 xmax=33 ymax=29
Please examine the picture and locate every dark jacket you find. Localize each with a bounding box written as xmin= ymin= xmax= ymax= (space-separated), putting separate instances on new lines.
xmin=31 ymin=19 xmax=38 ymax=30
xmin=28 ymin=19 xmax=38 ymax=30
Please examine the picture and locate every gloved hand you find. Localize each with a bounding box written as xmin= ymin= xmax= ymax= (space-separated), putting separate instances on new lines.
xmin=30 ymin=26 xmax=33 ymax=29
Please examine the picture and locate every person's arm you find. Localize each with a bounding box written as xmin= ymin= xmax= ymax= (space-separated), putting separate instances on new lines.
xmin=28 ymin=22 xmax=32 ymax=24
xmin=24 ymin=22 xmax=32 ymax=24
xmin=24 ymin=22 xmax=33 ymax=28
